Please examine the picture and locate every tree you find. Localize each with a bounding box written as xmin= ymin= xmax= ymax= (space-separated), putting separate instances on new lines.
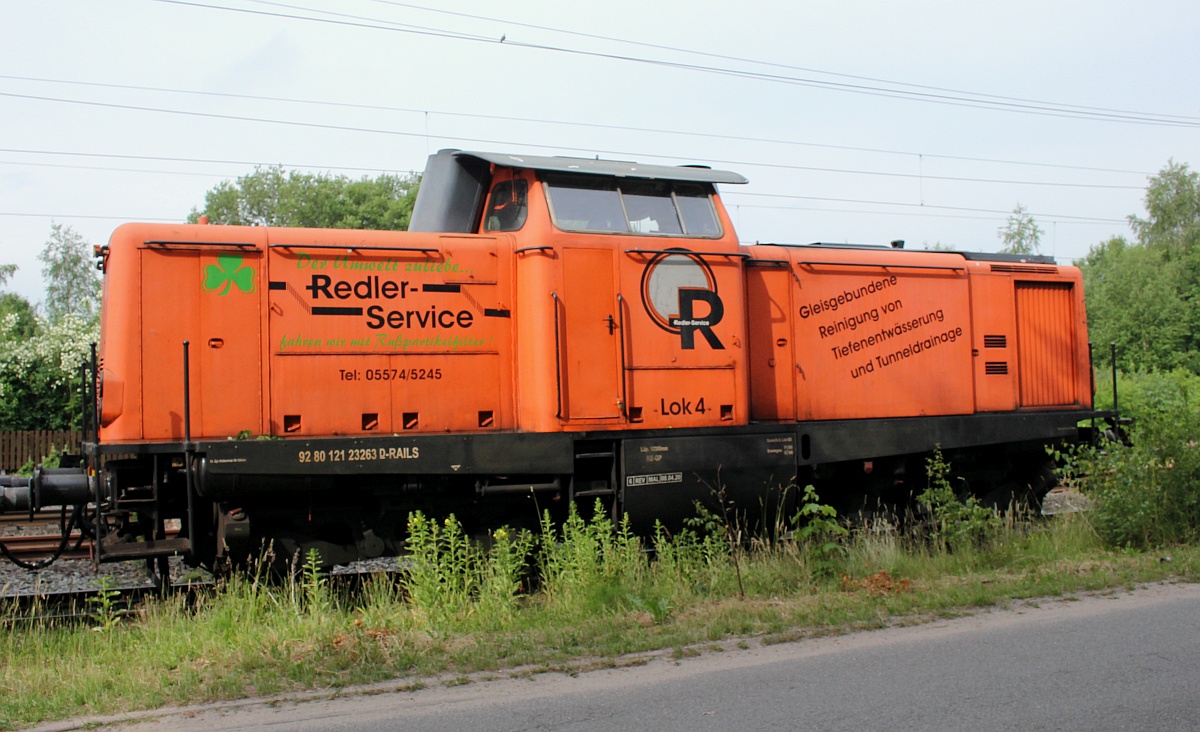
xmin=1129 ymin=160 xmax=1200 ymax=258
xmin=1081 ymin=162 xmax=1200 ymax=373
xmin=40 ymin=224 xmax=100 ymax=324
xmin=0 ymin=264 xmax=38 ymax=341
xmin=0 ymin=293 xmax=39 ymax=341
xmin=998 ymin=204 xmax=1042 ymax=255
xmin=1081 ymin=237 xmax=1196 ymax=372
xmin=0 ymin=313 xmax=97 ymax=430
xmin=0 ymin=230 xmax=102 ymax=430
xmin=188 ymin=167 xmax=421 ymax=230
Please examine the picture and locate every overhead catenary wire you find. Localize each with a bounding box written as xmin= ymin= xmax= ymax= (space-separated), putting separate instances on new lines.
xmin=1 ymin=1 xmax=1172 ymax=236
xmin=0 ymin=91 xmax=1148 ymax=192
xmin=0 ymin=0 xmax=1173 ymax=264
xmin=153 ymin=0 xmax=1200 ymax=128
xmin=365 ymin=0 xmax=1200 ymax=127
xmin=724 ymin=194 xmax=1126 ymax=224
xmin=726 ymin=202 xmax=1122 ymax=227
xmin=0 ymin=93 xmax=1135 ymax=231
xmin=0 ymin=149 xmax=420 ymax=180
xmin=0 ymin=74 xmax=1158 ymax=178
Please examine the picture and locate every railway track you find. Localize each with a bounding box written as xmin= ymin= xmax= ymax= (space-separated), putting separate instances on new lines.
xmin=0 ymin=507 xmax=91 ymax=563
xmin=0 ymin=533 xmax=92 ymax=562
xmin=2 ymin=509 xmax=183 ymax=564
xmin=0 ymin=508 xmax=68 ymax=527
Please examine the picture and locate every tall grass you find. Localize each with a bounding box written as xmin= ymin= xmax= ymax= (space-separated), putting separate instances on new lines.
xmin=0 ymin=464 xmax=1193 ymax=730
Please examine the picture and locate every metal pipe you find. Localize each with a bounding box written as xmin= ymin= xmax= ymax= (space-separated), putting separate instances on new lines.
xmin=183 ymin=340 xmax=192 ymax=448
xmin=1110 ymin=342 xmax=1119 ymax=419
xmin=89 ymin=342 xmax=99 ymax=442
xmin=552 ymin=292 xmax=563 ymax=420
xmin=616 ymin=294 xmax=628 ymax=418
xmin=79 ymin=360 xmax=88 ymax=445
xmin=183 ymin=341 xmax=196 ymax=559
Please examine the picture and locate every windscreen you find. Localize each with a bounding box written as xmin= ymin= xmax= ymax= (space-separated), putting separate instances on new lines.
xmin=544 ymin=175 xmax=722 ymax=237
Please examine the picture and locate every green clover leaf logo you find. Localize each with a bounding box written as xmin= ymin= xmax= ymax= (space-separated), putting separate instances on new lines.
xmin=203 ymin=254 xmax=255 ymax=295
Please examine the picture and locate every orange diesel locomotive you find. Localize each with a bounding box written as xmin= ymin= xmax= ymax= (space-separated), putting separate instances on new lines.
xmin=1 ymin=150 xmax=1102 ymax=569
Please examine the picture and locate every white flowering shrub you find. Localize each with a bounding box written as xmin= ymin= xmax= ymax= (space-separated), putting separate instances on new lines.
xmin=0 ymin=312 xmax=99 ymax=429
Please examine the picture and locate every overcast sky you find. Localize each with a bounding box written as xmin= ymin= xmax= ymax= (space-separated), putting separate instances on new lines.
xmin=2 ymin=0 xmax=1197 ymax=307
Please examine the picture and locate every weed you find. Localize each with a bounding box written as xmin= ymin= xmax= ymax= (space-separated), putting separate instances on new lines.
xmin=686 ymin=483 xmax=746 ymax=599
xmin=477 ymin=526 xmax=534 ymax=621
xmin=917 ymin=450 xmax=1003 ymax=550
xmin=86 ymin=575 xmax=122 ymax=632
xmin=537 ymin=500 xmax=647 ymax=612
xmin=401 ymin=512 xmax=534 ymax=630
xmin=673 ymin=645 xmax=701 ymax=659
xmin=794 ymin=484 xmax=849 ymax=576
xmin=300 ymin=548 xmax=328 ymax=614
xmin=16 ymin=445 xmax=63 ymax=477
xmin=626 ymin=594 xmax=672 ymax=624
xmin=402 ymin=512 xmax=479 ymax=628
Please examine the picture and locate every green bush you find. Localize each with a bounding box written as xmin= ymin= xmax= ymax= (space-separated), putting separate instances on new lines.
xmin=917 ymin=450 xmax=1003 ymax=550
xmin=1062 ymin=369 xmax=1200 ymax=548
xmin=1092 ymin=368 xmax=1200 ymax=424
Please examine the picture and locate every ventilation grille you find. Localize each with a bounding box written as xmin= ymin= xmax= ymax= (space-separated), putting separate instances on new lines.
xmin=985 ymin=362 xmax=1009 ymax=375
xmin=1016 ymin=282 xmax=1078 ymax=406
xmin=983 ymin=335 xmax=1007 ymax=349
xmin=990 ymin=264 xmax=1059 ymax=275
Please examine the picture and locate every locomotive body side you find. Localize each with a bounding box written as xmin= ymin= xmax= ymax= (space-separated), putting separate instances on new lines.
xmin=0 ymin=149 xmax=1105 ymax=571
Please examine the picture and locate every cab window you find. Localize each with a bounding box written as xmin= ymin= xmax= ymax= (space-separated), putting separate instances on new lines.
xmin=543 ymin=177 xmax=626 ymax=232
xmin=543 ymin=174 xmax=722 ymax=237
xmin=483 ymin=179 xmax=528 ymax=232
xmin=623 ymin=180 xmax=683 ymax=235
xmin=674 ymin=183 xmax=722 ymax=237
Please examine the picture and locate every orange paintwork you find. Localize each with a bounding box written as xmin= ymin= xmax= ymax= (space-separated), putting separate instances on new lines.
xmin=99 ymin=224 xmax=271 ymax=443
xmin=743 ymin=246 xmax=1092 ymax=422
xmin=96 ymin=166 xmax=1091 ymax=447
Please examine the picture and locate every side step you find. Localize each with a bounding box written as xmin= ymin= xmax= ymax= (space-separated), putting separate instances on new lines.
xmin=99 ymin=537 xmax=191 ymax=562
xmin=574 ymin=487 xmax=616 ymax=498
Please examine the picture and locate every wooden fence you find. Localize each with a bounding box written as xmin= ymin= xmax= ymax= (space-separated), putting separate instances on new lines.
xmin=0 ymin=431 xmax=82 ymax=473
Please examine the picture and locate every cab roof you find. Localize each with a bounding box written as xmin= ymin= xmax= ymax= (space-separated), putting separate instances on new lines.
xmin=457 ymin=150 xmax=749 ymax=185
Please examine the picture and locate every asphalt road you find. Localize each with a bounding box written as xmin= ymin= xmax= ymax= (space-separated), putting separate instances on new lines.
xmin=48 ymin=582 xmax=1200 ymax=732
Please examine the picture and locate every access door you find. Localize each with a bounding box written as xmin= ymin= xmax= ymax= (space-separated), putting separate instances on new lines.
xmin=745 ymin=264 xmax=797 ymax=421
xmin=140 ymin=246 xmax=263 ymax=440
xmin=560 ymin=247 xmax=623 ymax=420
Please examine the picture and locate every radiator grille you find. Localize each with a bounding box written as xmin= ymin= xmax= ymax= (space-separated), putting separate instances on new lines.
xmin=991 ymin=264 xmax=1059 ymax=275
